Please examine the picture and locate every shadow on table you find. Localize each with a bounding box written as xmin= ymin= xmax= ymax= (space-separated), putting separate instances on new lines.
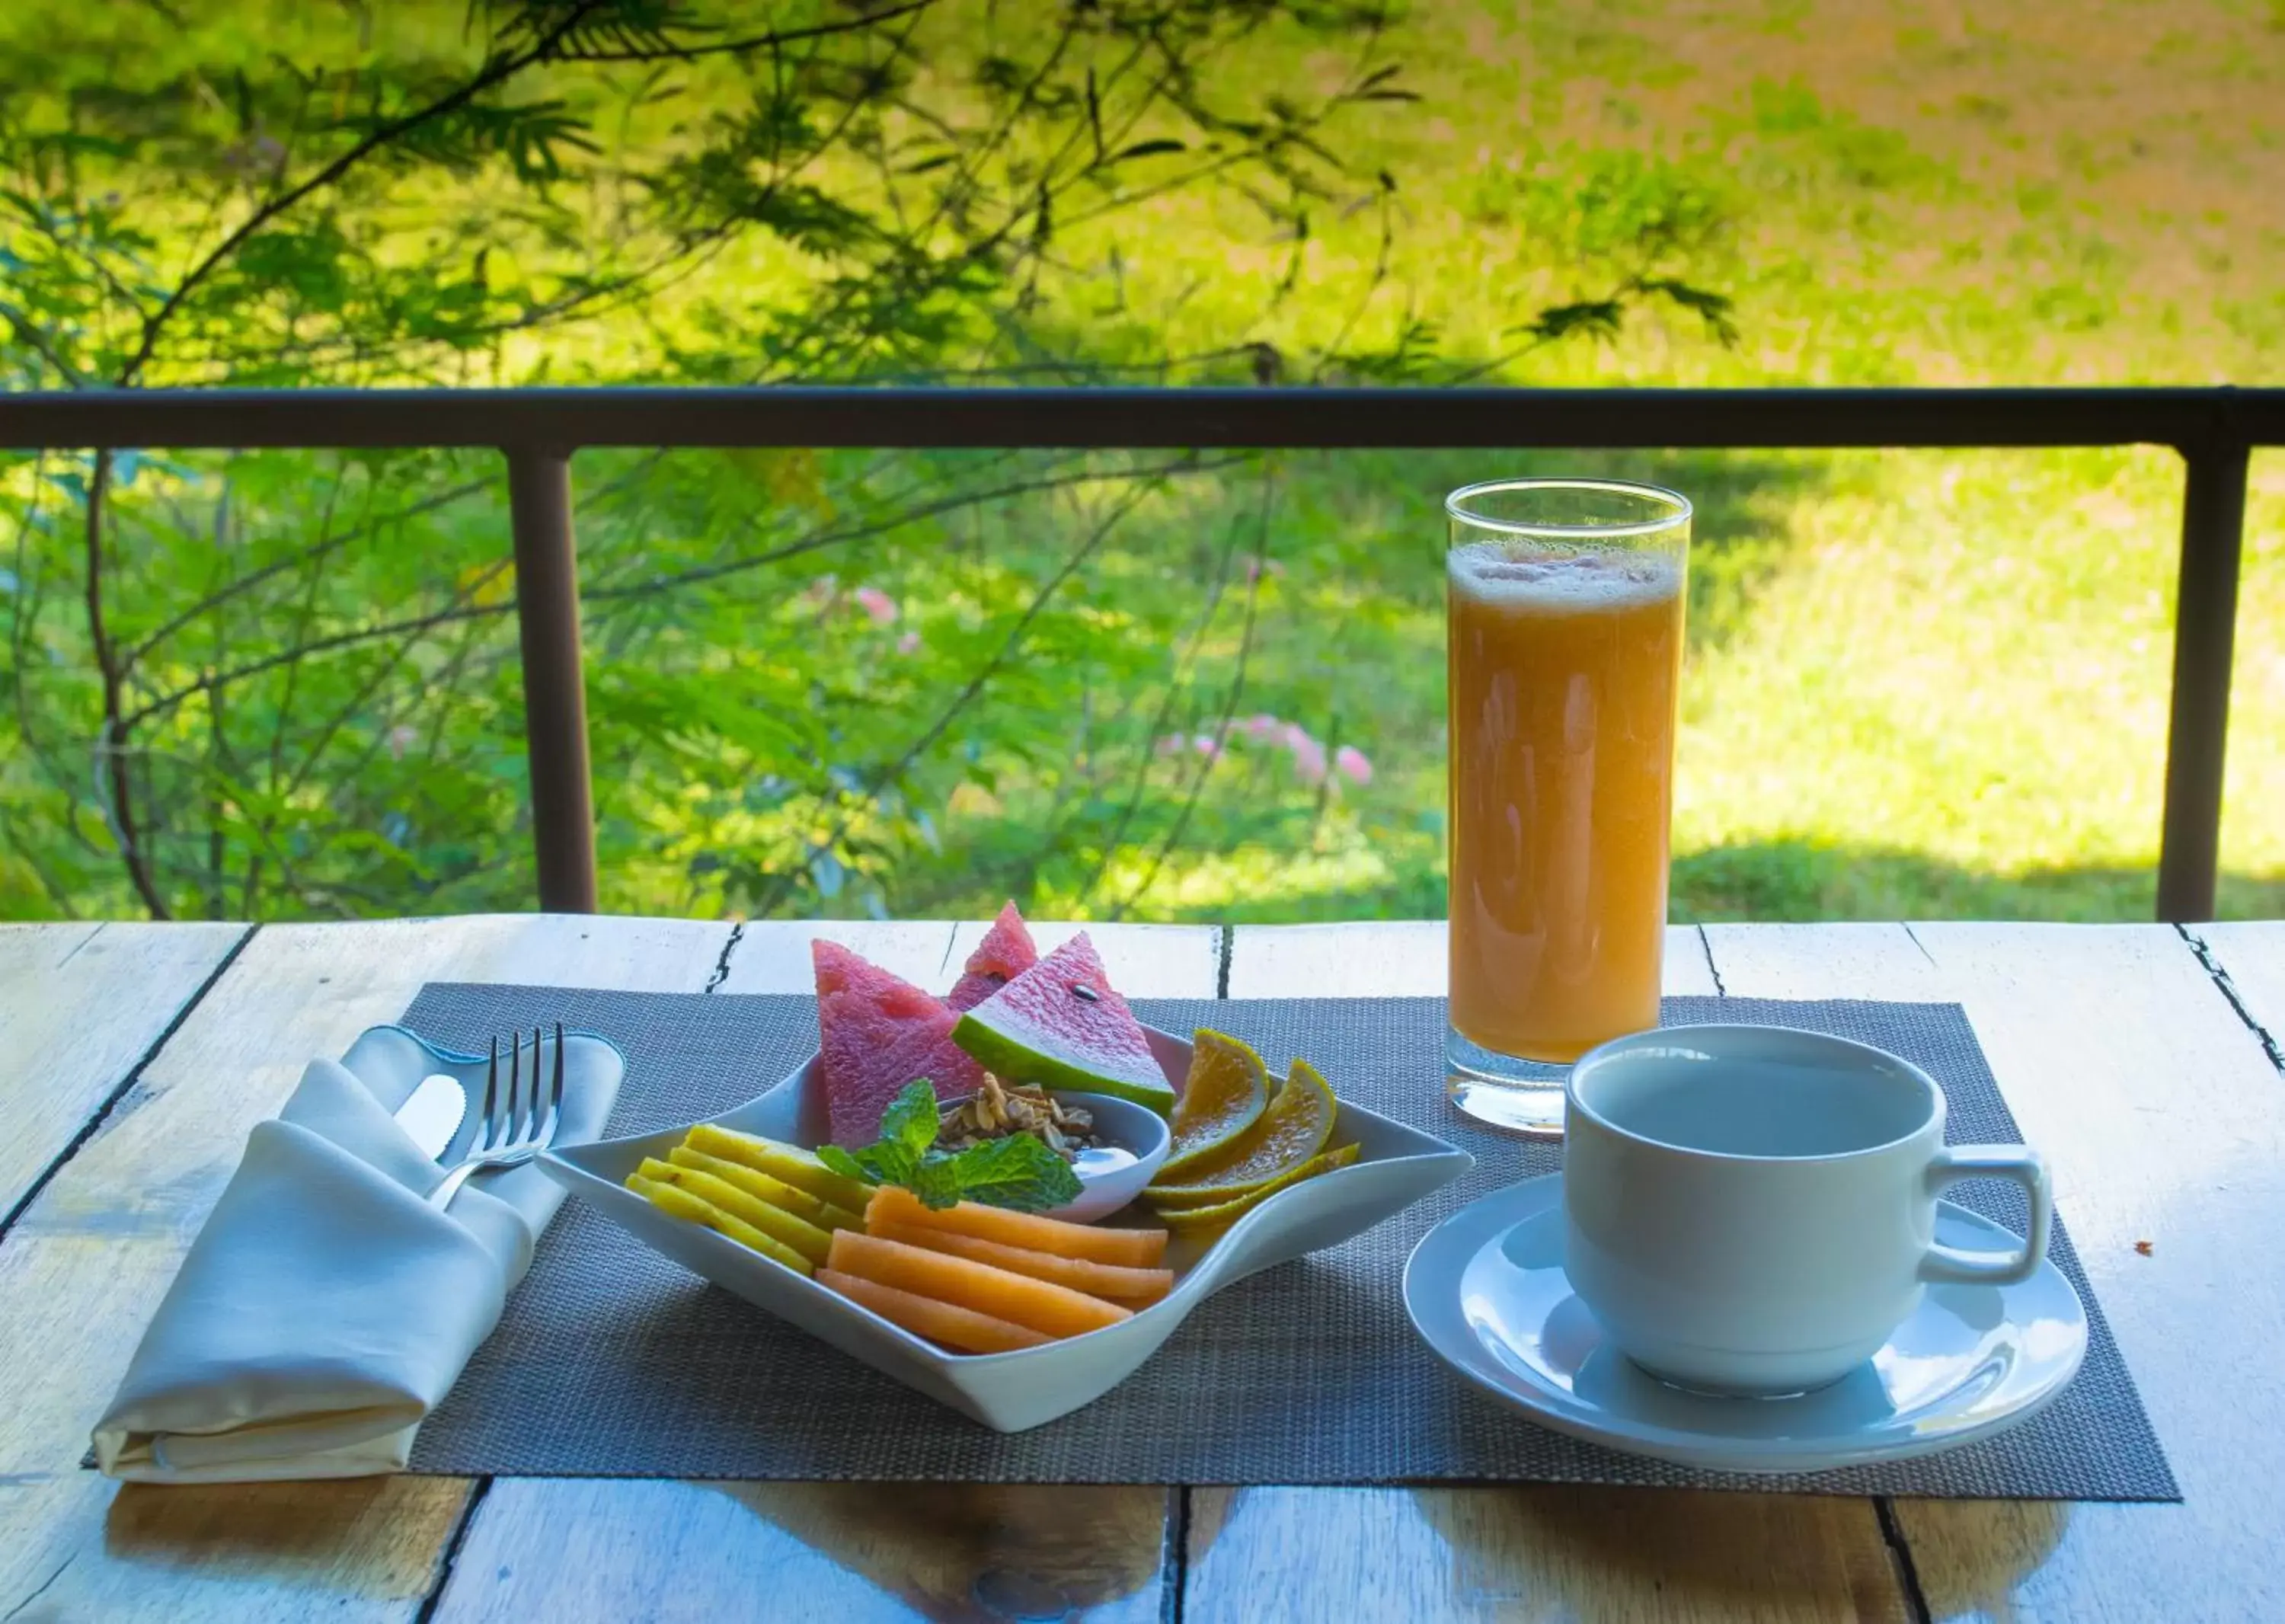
xmin=1398 ymin=1484 xmax=2069 ymax=1615
xmin=1887 ymin=1498 xmax=2077 ymax=1616
xmin=104 ymin=1475 xmax=463 ymax=1594
xmin=703 ymin=1480 xmax=1178 ymax=1619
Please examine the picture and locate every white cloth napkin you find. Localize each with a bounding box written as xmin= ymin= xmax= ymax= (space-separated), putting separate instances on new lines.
xmin=92 ymin=1025 xmax=622 ymax=1482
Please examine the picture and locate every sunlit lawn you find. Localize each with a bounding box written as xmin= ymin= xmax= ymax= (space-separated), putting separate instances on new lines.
xmin=1004 ymin=0 xmax=2285 ymax=924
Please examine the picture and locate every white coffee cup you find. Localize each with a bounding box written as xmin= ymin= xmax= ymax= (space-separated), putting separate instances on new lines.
xmin=1561 ymin=1024 xmax=2053 ymax=1396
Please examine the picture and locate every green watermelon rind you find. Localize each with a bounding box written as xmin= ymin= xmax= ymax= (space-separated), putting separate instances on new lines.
xmin=951 ymin=1010 xmax=1178 ymax=1116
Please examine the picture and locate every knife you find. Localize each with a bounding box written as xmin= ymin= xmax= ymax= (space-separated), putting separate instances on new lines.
xmin=395 ymin=1073 xmax=467 ymax=1161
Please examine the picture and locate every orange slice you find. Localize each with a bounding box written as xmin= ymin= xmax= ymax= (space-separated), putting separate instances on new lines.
xmin=1154 ymin=1029 xmax=1272 ymax=1183
xmin=1144 ymin=1058 xmax=1339 ymax=1205
xmin=1158 ymin=1145 xmax=1362 ymax=1232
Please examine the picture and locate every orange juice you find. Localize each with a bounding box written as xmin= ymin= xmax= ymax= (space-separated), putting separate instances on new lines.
xmin=1447 ymin=542 xmax=1685 ymax=1063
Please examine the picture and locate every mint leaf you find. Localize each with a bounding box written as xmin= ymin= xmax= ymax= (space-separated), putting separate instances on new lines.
xmin=820 ymin=1138 xmax=913 ymax=1188
xmin=942 ymin=1134 xmax=1083 ymax=1214
xmin=878 ymin=1079 xmax=940 ymax=1161
xmin=903 ymin=1156 xmax=968 ymax=1210
xmin=821 ymin=1080 xmax=1083 ymax=1214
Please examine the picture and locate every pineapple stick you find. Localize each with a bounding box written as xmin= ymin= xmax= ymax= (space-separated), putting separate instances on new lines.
xmin=636 ymin=1158 xmax=834 ymax=1264
xmin=666 ymin=1144 xmax=861 ymax=1229
xmin=686 ymin=1124 xmax=875 ymax=1212
xmin=628 ymin=1173 xmax=810 ymax=1274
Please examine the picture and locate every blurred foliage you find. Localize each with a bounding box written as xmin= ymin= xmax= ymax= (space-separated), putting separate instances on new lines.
xmin=0 ymin=0 xmax=1731 ymax=922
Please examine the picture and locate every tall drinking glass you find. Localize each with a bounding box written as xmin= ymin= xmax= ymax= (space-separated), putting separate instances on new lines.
xmin=1445 ymin=478 xmax=1691 ymax=1135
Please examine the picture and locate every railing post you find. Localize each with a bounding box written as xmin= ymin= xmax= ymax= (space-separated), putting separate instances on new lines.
xmin=505 ymin=446 xmax=598 ymax=913
xmin=2156 ymin=438 xmax=2251 ymax=923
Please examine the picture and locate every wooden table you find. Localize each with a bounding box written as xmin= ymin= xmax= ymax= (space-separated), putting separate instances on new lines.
xmin=3 ymin=916 xmax=2280 ymax=1622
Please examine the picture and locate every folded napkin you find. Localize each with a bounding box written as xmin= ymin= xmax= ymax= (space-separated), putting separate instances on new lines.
xmin=92 ymin=1025 xmax=622 ymax=1482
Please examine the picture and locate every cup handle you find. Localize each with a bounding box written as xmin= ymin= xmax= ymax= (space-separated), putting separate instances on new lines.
xmin=1919 ymin=1145 xmax=2053 ymax=1286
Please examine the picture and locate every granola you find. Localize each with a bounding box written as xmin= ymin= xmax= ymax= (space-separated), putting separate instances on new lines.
xmin=937 ymin=1073 xmax=1101 ymax=1163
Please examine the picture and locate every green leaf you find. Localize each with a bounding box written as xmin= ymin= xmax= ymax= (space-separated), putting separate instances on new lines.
xmin=879 ymin=1079 xmax=941 ymax=1160
xmin=937 ymin=1134 xmax=1083 ymax=1214
xmin=903 ymin=1157 xmax=968 ymax=1210
xmin=814 ymin=1144 xmax=871 ymax=1184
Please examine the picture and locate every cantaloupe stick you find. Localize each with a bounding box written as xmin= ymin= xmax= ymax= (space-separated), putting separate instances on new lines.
xmin=817 ymin=1268 xmax=1050 ymax=1356
xmin=686 ymin=1124 xmax=875 ymax=1212
xmin=871 ymin=1220 xmax=1174 ymax=1306
xmin=864 ymin=1184 xmax=1168 ymax=1268
xmin=628 ymin=1173 xmax=811 ymax=1275
xmin=827 ymin=1230 xmax=1133 ymax=1339
xmin=667 ymin=1143 xmax=830 ymax=1220
xmin=636 ymin=1157 xmax=833 ymax=1264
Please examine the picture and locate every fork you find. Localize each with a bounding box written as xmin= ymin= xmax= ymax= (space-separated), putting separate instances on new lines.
xmin=427 ymin=1025 xmax=567 ymax=1209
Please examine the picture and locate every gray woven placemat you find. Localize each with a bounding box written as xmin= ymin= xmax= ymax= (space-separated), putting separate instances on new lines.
xmin=397 ymin=986 xmax=2177 ymax=1498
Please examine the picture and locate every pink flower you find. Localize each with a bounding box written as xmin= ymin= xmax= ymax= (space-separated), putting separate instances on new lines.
xmin=1191 ymin=734 xmax=1222 ymax=760
xmin=896 ymin=631 xmax=922 ymax=655
xmin=1288 ymin=732 xmax=1328 ymax=785
xmin=1334 ymin=745 xmax=1373 ymax=786
xmin=1155 ymin=734 xmax=1188 ymax=759
xmin=1241 ymin=713 xmax=1284 ymax=742
xmin=853 ymin=586 xmax=899 ymax=626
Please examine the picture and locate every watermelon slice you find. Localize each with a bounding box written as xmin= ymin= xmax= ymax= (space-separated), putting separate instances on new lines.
xmin=812 ymin=939 xmax=986 ymax=1146
xmin=947 ymin=901 xmax=1039 ymax=1012
xmin=951 ymin=932 xmax=1177 ymax=1114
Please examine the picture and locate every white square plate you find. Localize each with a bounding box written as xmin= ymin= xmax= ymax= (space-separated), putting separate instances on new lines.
xmin=541 ymin=1025 xmax=1472 ymax=1431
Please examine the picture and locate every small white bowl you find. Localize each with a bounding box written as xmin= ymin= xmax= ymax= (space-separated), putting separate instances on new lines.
xmin=954 ymin=1089 xmax=1168 ymax=1223
xmin=542 ymin=1025 xmax=1469 ymax=1431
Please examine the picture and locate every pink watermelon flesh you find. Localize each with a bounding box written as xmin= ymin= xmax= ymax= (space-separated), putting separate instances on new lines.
xmin=951 ymin=931 xmax=1175 ymax=1112
xmin=812 ymin=939 xmax=986 ymax=1146
xmin=946 ymin=901 xmax=1040 ymax=1012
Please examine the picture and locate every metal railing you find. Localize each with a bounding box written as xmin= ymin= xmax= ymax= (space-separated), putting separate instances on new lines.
xmin=5 ymin=385 xmax=2280 ymax=921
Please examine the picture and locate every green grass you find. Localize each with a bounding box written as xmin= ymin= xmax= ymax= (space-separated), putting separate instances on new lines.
xmin=1006 ymin=0 xmax=2285 ymax=925
xmin=5 ymin=0 xmax=2284 ymax=926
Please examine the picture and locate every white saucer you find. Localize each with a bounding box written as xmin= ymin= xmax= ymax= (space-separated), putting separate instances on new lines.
xmin=1405 ymin=1172 xmax=2088 ymax=1474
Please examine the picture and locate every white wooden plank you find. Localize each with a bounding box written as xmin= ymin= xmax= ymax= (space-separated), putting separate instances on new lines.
xmin=0 ymin=920 xmax=248 ymax=1220
xmin=1184 ymin=1485 xmax=1903 ymax=1622
xmin=1226 ymin=921 xmax=1716 ymax=999
xmin=0 ymin=914 xmax=730 ymax=1624
xmin=433 ymin=1479 xmax=1167 ymax=1624
xmin=720 ymin=919 xmax=1219 ymax=1001
xmin=714 ymin=919 xmax=954 ymax=993
xmin=1708 ymin=922 xmax=2285 ymax=1623
xmin=1699 ymin=922 xmax=1945 ymax=1002
xmin=942 ymin=916 xmax=1221 ymax=999
xmin=2192 ymin=919 xmax=2285 ymax=1052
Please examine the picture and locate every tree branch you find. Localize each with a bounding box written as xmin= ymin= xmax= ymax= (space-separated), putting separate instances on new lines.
xmin=121 ymin=473 xmax=491 ymax=668
xmin=82 ymin=451 xmax=171 ymax=916
xmin=552 ymin=0 xmax=940 ymax=62
xmin=119 ymin=593 xmax=512 ymax=731
xmin=748 ymin=472 xmax=1165 ymax=917
xmin=1110 ymin=460 xmax=1274 ymax=918
xmin=582 ymin=452 xmax=1235 ymax=605
xmin=111 ymin=0 xmax=607 ymax=385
